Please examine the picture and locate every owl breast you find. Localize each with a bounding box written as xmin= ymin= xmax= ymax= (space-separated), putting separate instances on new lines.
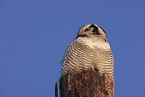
xmin=62 ymin=37 xmax=114 ymax=81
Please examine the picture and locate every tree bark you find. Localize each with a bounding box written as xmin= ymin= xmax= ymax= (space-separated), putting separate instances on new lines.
xmin=59 ymin=68 xmax=114 ymax=97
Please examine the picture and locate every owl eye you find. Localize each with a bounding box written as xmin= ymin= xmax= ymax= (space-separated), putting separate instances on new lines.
xmin=84 ymin=28 xmax=89 ymax=32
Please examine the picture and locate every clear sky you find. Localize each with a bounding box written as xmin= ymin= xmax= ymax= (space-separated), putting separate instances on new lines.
xmin=0 ymin=0 xmax=145 ymax=97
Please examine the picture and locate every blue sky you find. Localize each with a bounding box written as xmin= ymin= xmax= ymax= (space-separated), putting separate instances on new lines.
xmin=0 ymin=0 xmax=145 ymax=97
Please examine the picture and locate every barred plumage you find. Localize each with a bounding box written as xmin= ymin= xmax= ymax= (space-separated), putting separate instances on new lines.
xmin=61 ymin=24 xmax=114 ymax=81
xmin=56 ymin=24 xmax=114 ymax=97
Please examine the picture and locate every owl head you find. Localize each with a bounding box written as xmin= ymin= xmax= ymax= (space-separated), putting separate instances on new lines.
xmin=77 ymin=24 xmax=107 ymax=42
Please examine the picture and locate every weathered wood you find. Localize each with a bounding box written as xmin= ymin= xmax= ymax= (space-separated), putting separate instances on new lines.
xmin=55 ymin=82 xmax=58 ymax=97
xmin=59 ymin=68 xmax=114 ymax=97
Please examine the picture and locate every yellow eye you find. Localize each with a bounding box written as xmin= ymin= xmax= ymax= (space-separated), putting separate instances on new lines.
xmin=84 ymin=28 xmax=89 ymax=32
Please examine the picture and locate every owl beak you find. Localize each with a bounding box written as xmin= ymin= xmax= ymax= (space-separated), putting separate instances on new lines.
xmin=89 ymin=24 xmax=98 ymax=33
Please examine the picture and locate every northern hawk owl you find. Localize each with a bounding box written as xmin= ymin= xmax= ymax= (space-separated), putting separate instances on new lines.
xmin=55 ymin=24 xmax=114 ymax=97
